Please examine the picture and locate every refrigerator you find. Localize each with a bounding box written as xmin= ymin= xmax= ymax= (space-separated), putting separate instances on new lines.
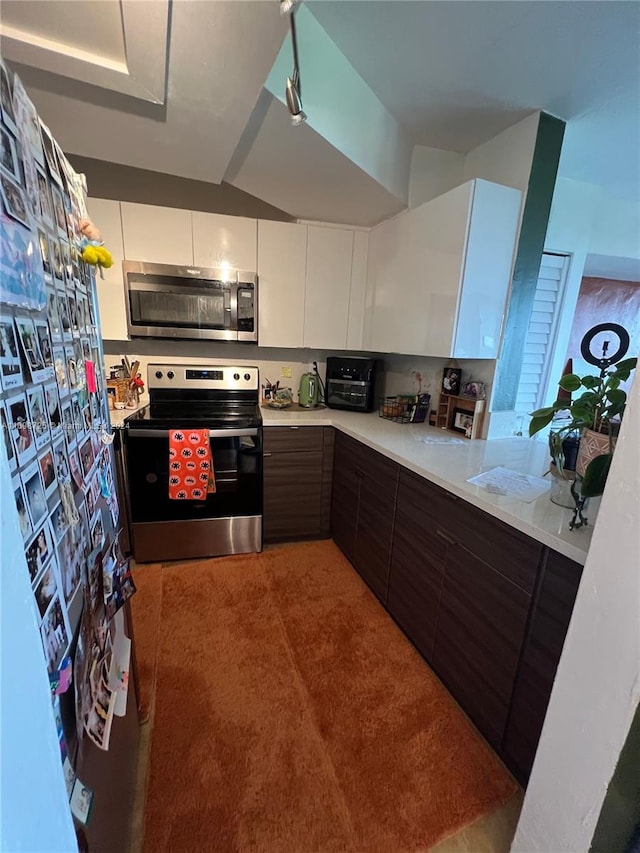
xmin=0 ymin=59 xmax=139 ymax=849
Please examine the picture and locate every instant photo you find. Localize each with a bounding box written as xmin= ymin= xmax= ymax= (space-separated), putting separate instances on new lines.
xmin=6 ymin=392 xmax=36 ymax=465
xmin=26 ymin=384 xmax=50 ymax=449
xmin=0 ymin=318 xmax=23 ymax=389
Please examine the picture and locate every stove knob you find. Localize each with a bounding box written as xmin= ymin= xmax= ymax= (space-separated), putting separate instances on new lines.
xmin=155 ymin=370 xmax=163 ymax=379
xmin=234 ymin=373 xmax=240 ymax=380
xmin=167 ymin=371 xmax=175 ymax=380
xmin=244 ymin=373 xmax=251 ymax=381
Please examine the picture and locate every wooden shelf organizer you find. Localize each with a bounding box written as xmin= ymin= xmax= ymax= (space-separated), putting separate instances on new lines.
xmin=436 ymin=393 xmax=485 ymax=439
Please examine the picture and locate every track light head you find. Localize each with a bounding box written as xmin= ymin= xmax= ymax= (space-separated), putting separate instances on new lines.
xmin=285 ymin=76 xmax=306 ymax=125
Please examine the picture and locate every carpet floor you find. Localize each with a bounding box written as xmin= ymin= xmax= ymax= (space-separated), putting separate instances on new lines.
xmin=133 ymin=541 xmax=516 ymax=852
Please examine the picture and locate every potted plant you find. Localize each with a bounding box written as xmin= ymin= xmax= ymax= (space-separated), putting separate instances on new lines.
xmin=529 ymin=356 xmax=637 ymax=498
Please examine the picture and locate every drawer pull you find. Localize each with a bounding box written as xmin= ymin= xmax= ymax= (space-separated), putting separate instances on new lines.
xmin=263 ymin=451 xmax=273 ymax=457
xmin=435 ymin=529 xmax=456 ymax=546
xmin=290 ymin=426 xmax=299 ymax=430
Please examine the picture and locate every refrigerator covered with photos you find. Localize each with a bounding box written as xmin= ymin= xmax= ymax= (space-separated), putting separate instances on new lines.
xmin=1 ymin=59 xmax=139 ymax=844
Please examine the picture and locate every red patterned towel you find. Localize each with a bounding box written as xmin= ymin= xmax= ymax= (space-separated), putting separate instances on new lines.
xmin=168 ymin=429 xmax=216 ymax=500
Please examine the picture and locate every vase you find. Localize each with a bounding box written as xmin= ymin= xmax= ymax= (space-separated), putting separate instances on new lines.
xmin=576 ymin=428 xmax=614 ymax=477
xmin=549 ymin=462 xmax=576 ymax=508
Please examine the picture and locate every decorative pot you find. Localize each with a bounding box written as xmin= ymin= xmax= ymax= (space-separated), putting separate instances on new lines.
xmin=576 ymin=428 xmax=614 ymax=477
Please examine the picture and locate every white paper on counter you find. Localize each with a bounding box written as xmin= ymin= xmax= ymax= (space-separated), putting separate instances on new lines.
xmin=108 ymin=608 xmax=131 ymax=717
xmin=466 ymin=466 xmax=550 ymax=502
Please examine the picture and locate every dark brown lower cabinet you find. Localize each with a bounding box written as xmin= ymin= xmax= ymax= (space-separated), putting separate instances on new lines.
xmin=331 ymin=432 xmax=361 ymax=563
xmin=330 ymin=431 xmax=399 ymax=603
xmin=387 ymin=472 xmax=447 ymax=663
xmin=433 ymin=543 xmax=532 ymax=750
xmin=263 ymin=427 xmax=334 ymax=543
xmin=329 ymin=434 xmax=584 ymax=783
xmin=502 ymin=550 xmax=584 ymax=783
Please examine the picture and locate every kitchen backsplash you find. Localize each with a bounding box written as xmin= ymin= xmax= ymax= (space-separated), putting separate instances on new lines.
xmin=103 ymin=339 xmax=496 ymax=413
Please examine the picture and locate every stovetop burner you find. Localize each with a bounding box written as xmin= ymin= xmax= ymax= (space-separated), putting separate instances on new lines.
xmin=125 ymin=363 xmax=262 ymax=431
xmin=125 ymin=402 xmax=262 ymax=431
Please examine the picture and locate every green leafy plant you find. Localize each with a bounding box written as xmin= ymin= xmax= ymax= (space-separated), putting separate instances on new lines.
xmin=529 ymin=357 xmax=637 ymax=497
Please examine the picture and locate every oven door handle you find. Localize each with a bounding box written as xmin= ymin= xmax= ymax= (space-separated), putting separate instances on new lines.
xmin=126 ymin=428 xmax=259 ymax=439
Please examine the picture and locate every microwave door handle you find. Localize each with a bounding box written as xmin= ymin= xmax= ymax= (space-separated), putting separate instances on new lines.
xmin=126 ymin=428 xmax=259 ymax=439
xmin=229 ymin=285 xmax=238 ymax=332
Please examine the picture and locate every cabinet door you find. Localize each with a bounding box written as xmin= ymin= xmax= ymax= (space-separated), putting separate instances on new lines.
xmin=413 ymin=182 xmax=471 ymax=357
xmin=353 ymin=444 xmax=399 ymax=604
xmin=368 ymin=212 xmax=409 ymax=353
xmin=346 ymin=230 xmax=369 ymax=350
xmin=387 ymin=472 xmax=447 ymax=662
xmin=433 ymin=543 xmax=531 ymax=750
xmin=192 ymin=211 xmax=257 ymax=271
xmin=120 ymin=202 xmax=193 ymax=265
xmin=503 ymin=550 xmax=583 ymax=783
xmin=86 ymin=198 xmax=128 ymax=341
xmin=331 ymin=432 xmax=361 ymax=564
xmin=303 ymin=226 xmax=353 ymax=349
xmin=257 ymin=220 xmax=307 ymax=348
xmin=454 ymin=180 xmax=521 ymax=359
xmin=263 ymin=450 xmax=323 ymax=542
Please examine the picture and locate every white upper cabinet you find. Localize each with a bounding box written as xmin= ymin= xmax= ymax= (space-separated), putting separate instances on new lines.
xmin=453 ymin=180 xmax=521 ymax=358
xmin=192 ymin=212 xmax=257 ymax=272
xmin=368 ymin=179 xmax=521 ymax=358
xmin=120 ymin=202 xmax=193 ymax=265
xmin=303 ymin=226 xmax=354 ymax=349
xmin=86 ymin=198 xmax=128 ymax=340
xmin=346 ymin=230 xmax=369 ymax=350
xmin=257 ymin=220 xmax=307 ymax=348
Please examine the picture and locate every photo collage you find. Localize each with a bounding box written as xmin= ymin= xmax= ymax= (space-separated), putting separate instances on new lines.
xmin=0 ymin=59 xmax=119 ymax=699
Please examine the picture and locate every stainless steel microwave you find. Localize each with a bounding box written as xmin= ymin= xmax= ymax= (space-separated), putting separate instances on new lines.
xmin=123 ymin=261 xmax=257 ymax=342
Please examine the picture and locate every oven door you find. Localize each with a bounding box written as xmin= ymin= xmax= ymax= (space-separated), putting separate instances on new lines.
xmin=125 ymin=427 xmax=262 ymax=524
xmin=326 ymin=378 xmax=370 ymax=410
xmin=125 ymin=273 xmax=237 ymax=341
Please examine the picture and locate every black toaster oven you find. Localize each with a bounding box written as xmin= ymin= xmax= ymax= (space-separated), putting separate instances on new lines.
xmin=325 ymin=357 xmax=382 ymax=412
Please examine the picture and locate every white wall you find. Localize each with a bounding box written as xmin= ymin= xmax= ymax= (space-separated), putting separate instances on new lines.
xmin=512 ymin=370 xmax=640 ymax=853
xmin=408 ymin=146 xmax=464 ymax=208
xmin=266 ymin=5 xmax=412 ymax=204
xmin=463 ymin=111 xmax=540 ymax=192
xmin=0 ymin=451 xmax=77 ymax=852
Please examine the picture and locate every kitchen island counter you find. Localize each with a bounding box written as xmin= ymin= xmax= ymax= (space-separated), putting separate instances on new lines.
xmin=262 ymin=408 xmax=594 ymax=564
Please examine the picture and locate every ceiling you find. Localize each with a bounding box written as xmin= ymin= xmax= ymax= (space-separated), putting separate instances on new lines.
xmin=1 ymin=0 xmax=638 ymax=223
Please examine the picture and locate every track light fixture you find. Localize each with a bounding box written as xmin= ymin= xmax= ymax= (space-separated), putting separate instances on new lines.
xmin=285 ymin=9 xmax=306 ymax=125
xmin=280 ymin=0 xmax=301 ymax=15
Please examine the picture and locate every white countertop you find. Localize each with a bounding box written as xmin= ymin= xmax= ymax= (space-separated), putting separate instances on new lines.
xmin=109 ymin=402 xmax=593 ymax=563
xmin=261 ymin=407 xmax=594 ymax=564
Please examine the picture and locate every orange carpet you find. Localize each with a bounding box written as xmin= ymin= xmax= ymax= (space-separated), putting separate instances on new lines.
xmin=136 ymin=541 xmax=516 ymax=852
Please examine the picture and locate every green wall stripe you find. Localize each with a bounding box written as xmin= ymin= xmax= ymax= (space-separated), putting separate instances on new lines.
xmin=493 ymin=112 xmax=566 ymax=411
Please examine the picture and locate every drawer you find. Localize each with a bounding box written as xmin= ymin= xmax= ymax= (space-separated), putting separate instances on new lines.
xmin=398 ymin=468 xmax=542 ymax=593
xmin=263 ymin=426 xmax=324 ymax=453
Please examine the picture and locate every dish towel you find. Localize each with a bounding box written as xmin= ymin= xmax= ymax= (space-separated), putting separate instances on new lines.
xmin=168 ymin=429 xmax=216 ymax=500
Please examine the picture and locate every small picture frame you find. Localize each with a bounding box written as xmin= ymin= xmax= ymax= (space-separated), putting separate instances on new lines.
xmin=461 ymin=381 xmax=486 ymax=400
xmin=442 ymin=367 xmax=462 ymax=396
xmin=0 ymin=124 xmax=20 ymax=182
xmin=452 ymin=407 xmax=475 ymax=439
xmin=0 ymin=64 xmax=17 ymax=135
xmin=1 ymin=170 xmax=30 ymax=228
xmin=36 ymin=166 xmax=55 ymax=229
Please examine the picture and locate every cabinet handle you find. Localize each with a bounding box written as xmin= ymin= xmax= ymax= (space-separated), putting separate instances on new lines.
xmin=435 ymin=528 xmax=456 ymax=546
xmin=290 ymin=426 xmax=299 ymax=430
xmin=263 ymin=451 xmax=273 ymax=457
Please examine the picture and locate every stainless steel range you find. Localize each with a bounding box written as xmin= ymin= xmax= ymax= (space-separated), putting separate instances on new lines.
xmin=123 ymin=364 xmax=262 ymax=563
